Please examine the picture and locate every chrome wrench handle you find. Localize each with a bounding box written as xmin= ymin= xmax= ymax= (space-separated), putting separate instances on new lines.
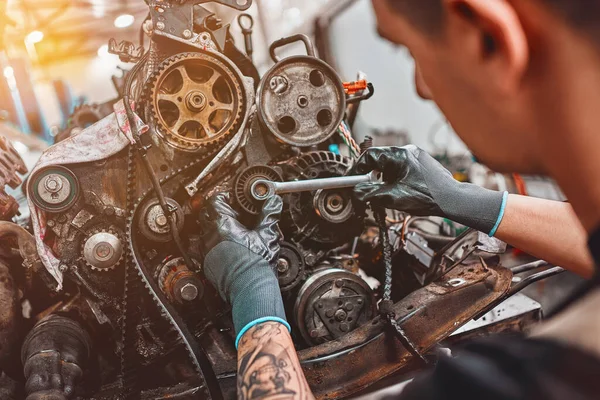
xmin=250 ymin=170 xmax=381 ymax=201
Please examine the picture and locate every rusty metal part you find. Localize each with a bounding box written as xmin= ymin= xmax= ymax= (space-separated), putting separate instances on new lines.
xmin=234 ymin=165 xmax=282 ymax=216
xmin=215 ymin=262 xmax=513 ymax=399
xmin=28 ymin=166 xmax=80 ymax=213
xmin=0 ymin=221 xmax=41 ymax=280
xmin=137 ymin=197 xmax=184 ymax=243
xmin=147 ymin=52 xmax=246 ymax=152
xmin=257 ymin=36 xmax=346 ymax=147
xmin=0 ymin=135 xmax=27 ymax=220
xmin=81 ymin=227 xmax=124 ymax=272
xmin=158 ymin=257 xmax=205 ymax=304
xmin=294 ymin=268 xmax=376 ymax=345
xmin=0 ymin=260 xmax=20 ymax=365
xmin=277 ymin=241 xmax=305 ymax=292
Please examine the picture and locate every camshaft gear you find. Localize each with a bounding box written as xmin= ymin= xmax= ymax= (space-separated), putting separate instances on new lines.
xmin=81 ymin=226 xmax=125 ymax=272
xmin=146 ymin=51 xmax=246 ymax=152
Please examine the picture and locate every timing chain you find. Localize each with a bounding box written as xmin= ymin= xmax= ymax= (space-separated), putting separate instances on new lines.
xmin=121 ymin=142 xmax=222 ymax=399
xmin=375 ymin=208 xmax=429 ymax=365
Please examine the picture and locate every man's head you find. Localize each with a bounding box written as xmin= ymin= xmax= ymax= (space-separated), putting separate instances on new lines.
xmin=373 ymin=0 xmax=600 ymax=175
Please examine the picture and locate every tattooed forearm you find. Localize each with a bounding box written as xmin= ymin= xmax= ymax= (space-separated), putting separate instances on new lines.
xmin=237 ymin=322 xmax=314 ymax=400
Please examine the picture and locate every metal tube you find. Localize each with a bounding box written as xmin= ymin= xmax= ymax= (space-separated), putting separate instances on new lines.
xmin=510 ymin=260 xmax=550 ymax=274
xmin=251 ymin=171 xmax=379 ymax=201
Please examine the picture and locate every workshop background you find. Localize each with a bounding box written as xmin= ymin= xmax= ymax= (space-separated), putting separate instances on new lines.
xmin=1 ymin=0 xmax=465 ymax=153
xmin=0 ymin=1 xmax=582 ymax=397
xmin=0 ymin=0 xmax=577 ymax=324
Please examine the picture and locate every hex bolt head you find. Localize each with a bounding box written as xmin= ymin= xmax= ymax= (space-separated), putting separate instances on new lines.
xmin=345 ymin=302 xmax=354 ymax=311
xmin=334 ymin=309 xmax=347 ymax=322
xmin=183 ymin=29 xmax=192 ymax=39
xmin=155 ymin=214 xmax=168 ymax=227
xmin=180 ymin=283 xmax=199 ymax=302
xmin=334 ymin=279 xmax=344 ymax=288
xmin=310 ymin=329 xmax=319 ymax=338
xmin=277 ymin=258 xmax=290 ymax=273
xmin=156 ymin=22 xmax=165 ymax=30
xmin=325 ymin=309 xmax=334 ymax=318
xmin=339 ymin=323 xmax=349 ymax=332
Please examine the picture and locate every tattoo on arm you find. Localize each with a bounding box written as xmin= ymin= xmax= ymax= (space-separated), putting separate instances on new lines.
xmin=237 ymin=322 xmax=314 ymax=400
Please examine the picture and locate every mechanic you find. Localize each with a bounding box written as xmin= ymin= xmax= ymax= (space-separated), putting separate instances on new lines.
xmin=201 ymin=0 xmax=600 ymax=398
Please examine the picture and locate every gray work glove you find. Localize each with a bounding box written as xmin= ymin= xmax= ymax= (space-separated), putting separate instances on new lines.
xmin=352 ymin=145 xmax=507 ymax=236
xmin=200 ymin=192 xmax=289 ymax=347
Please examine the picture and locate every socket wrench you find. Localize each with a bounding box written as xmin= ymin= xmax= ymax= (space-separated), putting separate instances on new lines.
xmin=250 ymin=170 xmax=381 ymax=201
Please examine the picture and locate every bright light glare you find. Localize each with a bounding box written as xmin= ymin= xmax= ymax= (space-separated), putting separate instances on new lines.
xmin=3 ymin=66 xmax=14 ymax=79
xmin=26 ymin=30 xmax=44 ymax=44
xmin=12 ymin=141 xmax=28 ymax=154
xmin=114 ymin=14 xmax=134 ymax=28
xmin=97 ymin=44 xmax=110 ymax=57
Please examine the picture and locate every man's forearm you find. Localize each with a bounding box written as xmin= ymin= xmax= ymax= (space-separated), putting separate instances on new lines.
xmin=495 ymin=194 xmax=594 ymax=278
xmin=236 ymin=322 xmax=314 ymax=400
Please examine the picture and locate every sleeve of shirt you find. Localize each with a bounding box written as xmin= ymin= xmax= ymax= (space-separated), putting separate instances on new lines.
xmin=397 ymin=335 xmax=600 ymax=400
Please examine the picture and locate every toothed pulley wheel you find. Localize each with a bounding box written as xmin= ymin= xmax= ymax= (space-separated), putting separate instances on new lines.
xmin=148 ymin=51 xmax=246 ymax=152
xmin=234 ymin=165 xmax=282 ymax=215
xmin=82 ymin=227 xmax=124 ymax=272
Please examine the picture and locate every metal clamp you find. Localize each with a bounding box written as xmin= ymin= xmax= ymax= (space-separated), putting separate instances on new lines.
xmin=250 ymin=170 xmax=381 ymax=201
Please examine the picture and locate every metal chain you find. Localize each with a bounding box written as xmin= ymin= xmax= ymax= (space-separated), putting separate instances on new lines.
xmin=375 ymin=208 xmax=428 ymax=365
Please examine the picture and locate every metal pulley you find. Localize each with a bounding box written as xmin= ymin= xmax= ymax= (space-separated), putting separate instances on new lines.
xmin=294 ymin=268 xmax=376 ymax=345
xmin=137 ymin=198 xmax=185 ymax=243
xmin=158 ymin=257 xmax=204 ymax=304
xmin=28 ymin=166 xmax=80 ymax=213
xmin=256 ymin=34 xmax=346 ymax=147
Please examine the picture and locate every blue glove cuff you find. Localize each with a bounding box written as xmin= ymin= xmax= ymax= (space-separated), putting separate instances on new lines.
xmin=489 ymin=191 xmax=509 ymax=237
xmin=235 ymin=317 xmax=292 ymax=349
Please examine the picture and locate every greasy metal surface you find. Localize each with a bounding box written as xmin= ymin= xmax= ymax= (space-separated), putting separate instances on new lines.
xmin=82 ymin=230 xmax=124 ymax=271
xmin=217 ymin=262 xmax=512 ymax=399
xmin=294 ymin=269 xmax=376 ymax=346
xmin=148 ymin=52 xmax=246 ymax=152
xmin=257 ymin=54 xmax=346 ymax=147
xmin=0 ymin=261 xmax=19 ymax=364
xmin=0 ymin=135 xmax=27 ymax=220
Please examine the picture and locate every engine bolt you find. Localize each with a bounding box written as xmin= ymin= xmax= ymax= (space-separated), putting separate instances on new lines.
xmin=310 ymin=329 xmax=319 ymax=338
xmin=335 ymin=309 xmax=347 ymax=322
xmin=183 ymin=29 xmax=192 ymax=39
xmin=156 ymin=22 xmax=165 ymax=30
xmin=277 ymin=258 xmax=289 ymax=274
xmin=335 ymin=279 xmax=344 ymax=288
xmin=345 ymin=302 xmax=354 ymax=311
xmin=339 ymin=323 xmax=349 ymax=332
xmin=325 ymin=309 xmax=334 ymax=318
xmin=44 ymin=175 xmax=63 ymax=193
xmin=155 ymin=214 xmax=168 ymax=227
xmin=357 ymin=299 xmax=363 ymax=305
xmin=180 ymin=283 xmax=199 ymax=302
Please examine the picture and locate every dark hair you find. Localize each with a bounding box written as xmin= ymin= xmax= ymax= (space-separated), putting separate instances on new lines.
xmin=386 ymin=0 xmax=444 ymax=34
xmin=387 ymin=0 xmax=600 ymax=41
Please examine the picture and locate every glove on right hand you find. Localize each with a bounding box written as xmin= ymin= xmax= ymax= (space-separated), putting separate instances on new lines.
xmin=352 ymin=145 xmax=506 ymax=235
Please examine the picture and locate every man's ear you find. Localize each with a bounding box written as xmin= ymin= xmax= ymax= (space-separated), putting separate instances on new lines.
xmin=442 ymin=0 xmax=529 ymax=94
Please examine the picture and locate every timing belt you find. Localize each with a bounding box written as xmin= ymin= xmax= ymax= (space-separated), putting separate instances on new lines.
xmin=121 ymin=143 xmax=223 ymax=399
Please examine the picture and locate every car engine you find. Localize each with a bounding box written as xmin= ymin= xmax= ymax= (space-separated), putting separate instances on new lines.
xmin=0 ymin=1 xmax=554 ymax=399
